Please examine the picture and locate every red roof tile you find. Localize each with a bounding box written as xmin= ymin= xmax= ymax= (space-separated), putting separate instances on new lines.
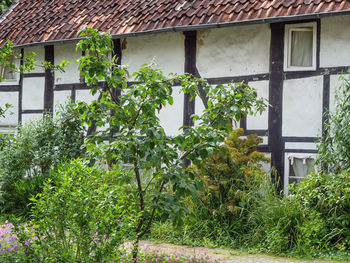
xmin=0 ymin=0 xmax=350 ymax=46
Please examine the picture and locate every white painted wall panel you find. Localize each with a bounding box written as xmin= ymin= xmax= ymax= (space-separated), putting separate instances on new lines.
xmin=285 ymin=142 xmax=316 ymax=150
xmin=55 ymin=42 xmax=81 ymax=84
xmin=197 ymin=25 xmax=270 ymax=78
xmin=262 ymin=153 xmax=271 ymax=173
xmin=157 ymin=86 xmax=184 ymax=136
xmin=320 ymin=16 xmax=350 ymax=67
xmin=21 ymin=113 xmax=42 ymax=124
xmin=0 ymin=92 xmax=18 ymax=126
xmin=53 ymin=90 xmax=72 ymax=115
xmin=122 ymin=32 xmax=185 ymax=77
xmin=75 ymin=89 xmax=99 ymax=104
xmin=22 ymin=77 xmax=45 ymax=110
xmin=282 ymin=76 xmax=323 ymax=137
xmin=24 ymin=46 xmax=45 ymax=73
xmin=246 ymin=80 xmax=269 ymax=130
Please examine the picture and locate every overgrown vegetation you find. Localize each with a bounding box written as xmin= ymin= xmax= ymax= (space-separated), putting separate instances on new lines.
xmin=0 ymin=104 xmax=85 ymax=216
xmin=0 ymin=0 xmax=12 ymax=15
xmin=151 ymin=74 xmax=350 ymax=262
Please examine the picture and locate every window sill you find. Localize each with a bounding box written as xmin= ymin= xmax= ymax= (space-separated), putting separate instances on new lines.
xmin=284 ymin=66 xmax=316 ymax=72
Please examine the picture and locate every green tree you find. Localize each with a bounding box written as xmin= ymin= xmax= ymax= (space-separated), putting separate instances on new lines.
xmin=0 ymin=0 xmax=12 ymax=15
xmin=76 ymin=27 xmax=268 ymax=258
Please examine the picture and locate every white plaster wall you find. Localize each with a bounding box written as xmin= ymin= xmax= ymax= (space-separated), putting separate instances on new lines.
xmin=53 ymin=90 xmax=72 ymax=115
xmin=75 ymin=89 xmax=99 ymax=104
xmin=282 ymin=76 xmax=323 ymax=137
xmin=320 ymin=16 xmax=350 ymax=67
xmin=21 ymin=113 xmax=42 ymax=124
xmin=22 ymin=77 xmax=45 ymax=110
xmin=261 ymin=153 xmax=271 ymax=173
xmin=197 ymin=24 xmax=270 ymax=78
xmin=0 ymin=92 xmax=18 ymax=126
xmin=24 ymin=46 xmax=45 ymax=73
xmin=122 ymin=32 xmax=185 ymax=77
xmin=55 ymin=42 xmax=81 ymax=84
xmin=157 ymin=86 xmax=184 ymax=136
xmin=285 ymin=142 xmax=316 ymax=150
xmin=246 ymin=80 xmax=269 ymax=130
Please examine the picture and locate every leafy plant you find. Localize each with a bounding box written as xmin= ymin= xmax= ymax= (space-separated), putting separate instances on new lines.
xmin=0 ymin=0 xmax=12 ymax=15
xmin=75 ymin=27 xmax=268 ymax=259
xmin=295 ymin=171 xmax=350 ymax=253
xmin=0 ymin=104 xmax=86 ymax=216
xmin=190 ymin=128 xmax=269 ymax=219
xmin=8 ymin=160 xmax=135 ymax=263
xmin=318 ymin=71 xmax=350 ymax=173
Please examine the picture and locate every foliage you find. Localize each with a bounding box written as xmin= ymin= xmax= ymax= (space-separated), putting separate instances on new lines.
xmin=295 ymin=171 xmax=350 ymax=253
xmin=151 ymin=129 xmax=270 ymax=249
xmin=0 ymin=104 xmax=86 ymax=216
xmin=318 ymin=72 xmax=350 ymax=173
xmin=189 ymin=128 xmax=269 ymax=219
xmin=9 ymin=160 xmax=134 ymax=263
xmin=247 ymin=192 xmax=304 ymax=254
xmin=75 ymin=27 xmax=268 ymax=258
xmin=0 ymin=0 xmax=12 ymax=15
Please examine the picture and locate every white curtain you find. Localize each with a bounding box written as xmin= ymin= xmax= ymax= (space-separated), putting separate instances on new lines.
xmin=290 ymin=157 xmax=315 ymax=178
xmin=290 ymin=29 xmax=313 ymax=67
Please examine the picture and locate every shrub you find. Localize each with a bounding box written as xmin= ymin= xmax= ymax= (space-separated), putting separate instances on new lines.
xmin=151 ymin=129 xmax=271 ymax=248
xmin=318 ymin=72 xmax=350 ymax=173
xmin=190 ymin=128 xmax=270 ymax=220
xmin=295 ymin=171 xmax=350 ymax=253
xmin=0 ymin=104 xmax=85 ymax=216
xmin=11 ymin=160 xmax=135 ymax=263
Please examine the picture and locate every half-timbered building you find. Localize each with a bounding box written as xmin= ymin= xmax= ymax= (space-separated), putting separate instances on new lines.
xmin=0 ymin=0 xmax=350 ymax=191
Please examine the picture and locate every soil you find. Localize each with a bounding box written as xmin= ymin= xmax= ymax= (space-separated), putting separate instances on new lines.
xmin=139 ymin=241 xmax=341 ymax=263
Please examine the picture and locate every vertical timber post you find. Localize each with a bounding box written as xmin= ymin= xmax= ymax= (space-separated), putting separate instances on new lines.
xmin=269 ymin=23 xmax=284 ymax=192
xmin=44 ymin=45 xmax=54 ymax=115
xmin=183 ymin=31 xmax=196 ymax=128
xmin=18 ymin=48 xmax=24 ymax=124
xmin=183 ymin=31 xmax=197 ymax=166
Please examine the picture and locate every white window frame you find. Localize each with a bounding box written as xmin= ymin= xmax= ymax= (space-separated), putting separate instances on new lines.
xmin=284 ymin=22 xmax=317 ymax=71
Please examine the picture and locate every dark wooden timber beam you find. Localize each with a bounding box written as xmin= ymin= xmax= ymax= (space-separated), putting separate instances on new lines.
xmin=269 ymin=23 xmax=285 ymax=192
xmin=44 ymin=45 xmax=54 ymax=114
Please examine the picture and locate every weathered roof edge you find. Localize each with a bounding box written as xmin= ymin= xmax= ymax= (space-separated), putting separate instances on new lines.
xmin=11 ymin=9 xmax=350 ymax=49
xmin=0 ymin=0 xmax=19 ymax=24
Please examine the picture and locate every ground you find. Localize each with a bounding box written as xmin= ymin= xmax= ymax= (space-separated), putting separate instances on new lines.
xmin=139 ymin=241 xmax=343 ymax=263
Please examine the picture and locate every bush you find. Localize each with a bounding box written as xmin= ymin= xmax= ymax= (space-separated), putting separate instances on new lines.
xmin=295 ymin=171 xmax=350 ymax=253
xmin=318 ymin=72 xmax=350 ymax=173
xmin=11 ymin=160 xmax=135 ymax=263
xmin=0 ymin=104 xmax=85 ymax=216
xmin=190 ymin=128 xmax=270 ymax=220
xmin=151 ymin=129 xmax=271 ymax=248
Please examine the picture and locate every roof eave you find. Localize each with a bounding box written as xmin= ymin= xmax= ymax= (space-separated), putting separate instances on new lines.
xmin=12 ymin=9 xmax=350 ymax=49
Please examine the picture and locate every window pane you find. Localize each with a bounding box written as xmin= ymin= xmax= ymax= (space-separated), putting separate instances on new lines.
xmin=0 ymin=56 xmax=15 ymax=80
xmin=290 ymin=30 xmax=313 ymax=67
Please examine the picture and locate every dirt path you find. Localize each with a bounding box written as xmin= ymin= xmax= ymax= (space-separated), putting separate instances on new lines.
xmin=139 ymin=241 xmax=340 ymax=263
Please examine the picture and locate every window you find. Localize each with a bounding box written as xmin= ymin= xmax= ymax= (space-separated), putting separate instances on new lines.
xmin=284 ymin=23 xmax=317 ymax=71
xmin=284 ymin=153 xmax=316 ymax=194
xmin=0 ymin=55 xmax=17 ymax=83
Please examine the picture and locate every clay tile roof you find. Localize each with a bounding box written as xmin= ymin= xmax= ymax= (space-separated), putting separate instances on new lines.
xmin=1 ymin=0 xmax=350 ymax=46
